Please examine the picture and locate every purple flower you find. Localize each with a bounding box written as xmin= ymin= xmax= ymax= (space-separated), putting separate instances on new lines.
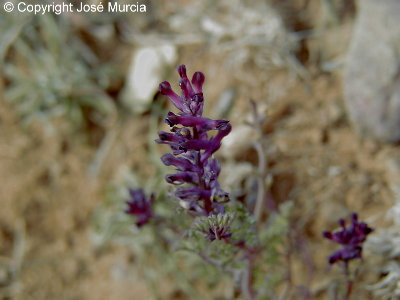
xmin=323 ymin=213 xmax=373 ymax=264
xmin=125 ymin=189 xmax=153 ymax=227
xmin=157 ymin=65 xmax=231 ymax=216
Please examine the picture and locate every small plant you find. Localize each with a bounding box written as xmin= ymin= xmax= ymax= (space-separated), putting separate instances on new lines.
xmin=123 ymin=65 xmax=293 ymax=299
xmin=114 ymin=65 xmax=379 ymax=299
xmin=156 ymin=65 xmax=257 ymax=298
xmin=323 ymin=213 xmax=373 ymax=300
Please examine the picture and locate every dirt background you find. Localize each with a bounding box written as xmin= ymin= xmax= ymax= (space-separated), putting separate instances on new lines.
xmin=1 ymin=0 xmax=399 ymax=299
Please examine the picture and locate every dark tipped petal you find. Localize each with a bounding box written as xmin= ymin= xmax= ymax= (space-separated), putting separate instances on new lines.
xmin=160 ymin=153 xmax=177 ymax=165
xmin=166 ymin=114 xmax=220 ymax=130
xmin=165 ymin=112 xmax=179 ymax=126
xmin=363 ymin=225 xmax=373 ymax=234
xmin=157 ymin=131 xmax=182 ymax=143
xmin=159 ymin=81 xmax=172 ymax=94
xmin=192 ymin=72 xmax=205 ymax=93
xmin=166 ymin=172 xmax=199 ymax=185
xmin=175 ymin=187 xmax=211 ymax=200
xmin=328 ymin=251 xmax=342 ymax=264
xmin=177 ymin=65 xmax=188 ymax=79
xmin=159 ymin=81 xmax=186 ymax=112
xmin=216 ymin=120 xmax=231 ymax=131
xmin=202 ymin=123 xmax=232 ymax=161
xmin=160 ymin=154 xmax=197 ymax=171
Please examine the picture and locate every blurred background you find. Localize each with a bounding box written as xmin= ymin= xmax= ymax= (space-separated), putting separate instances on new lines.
xmin=1 ymin=0 xmax=400 ymax=299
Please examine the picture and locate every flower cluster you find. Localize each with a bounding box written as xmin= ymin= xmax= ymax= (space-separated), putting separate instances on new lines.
xmin=125 ymin=189 xmax=153 ymax=227
xmin=157 ymin=65 xmax=231 ymax=216
xmin=323 ymin=213 xmax=373 ymax=265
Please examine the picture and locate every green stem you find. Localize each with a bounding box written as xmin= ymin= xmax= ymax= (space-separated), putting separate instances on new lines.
xmin=343 ymin=262 xmax=353 ymax=300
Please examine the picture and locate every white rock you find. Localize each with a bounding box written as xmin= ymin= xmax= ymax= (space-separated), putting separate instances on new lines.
xmin=343 ymin=0 xmax=400 ymax=142
xmin=122 ymin=44 xmax=177 ymax=113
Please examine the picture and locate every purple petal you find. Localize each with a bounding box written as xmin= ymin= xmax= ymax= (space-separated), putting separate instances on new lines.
xmin=202 ymin=123 xmax=232 ymax=160
xmin=323 ymin=231 xmax=333 ymax=239
xmin=192 ymin=72 xmax=205 ymax=93
xmin=208 ymin=158 xmax=221 ymax=177
xmin=165 ymin=112 xmax=226 ymax=130
xmin=160 ymin=153 xmax=197 ymax=171
xmin=166 ymin=172 xmax=199 ymax=185
xmin=156 ymin=131 xmax=183 ymax=143
xmin=328 ymin=251 xmax=342 ymax=264
xmin=179 ymin=78 xmax=195 ymax=101
xmin=189 ymin=94 xmax=204 ymax=116
xmin=175 ymin=187 xmax=211 ymax=200
xmin=182 ymin=139 xmax=211 ymax=151
xmin=341 ymin=246 xmax=362 ymax=261
xmin=159 ymin=81 xmax=187 ymax=112
xmin=177 ymin=65 xmax=188 ymax=79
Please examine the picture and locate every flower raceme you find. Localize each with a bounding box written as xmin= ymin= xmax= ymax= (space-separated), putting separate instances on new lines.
xmin=125 ymin=189 xmax=153 ymax=227
xmin=157 ymin=65 xmax=231 ymax=216
xmin=323 ymin=213 xmax=373 ymax=264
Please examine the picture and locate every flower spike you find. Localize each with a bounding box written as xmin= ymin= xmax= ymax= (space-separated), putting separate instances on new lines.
xmin=323 ymin=213 xmax=373 ymax=264
xmin=157 ymin=65 xmax=231 ymax=216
